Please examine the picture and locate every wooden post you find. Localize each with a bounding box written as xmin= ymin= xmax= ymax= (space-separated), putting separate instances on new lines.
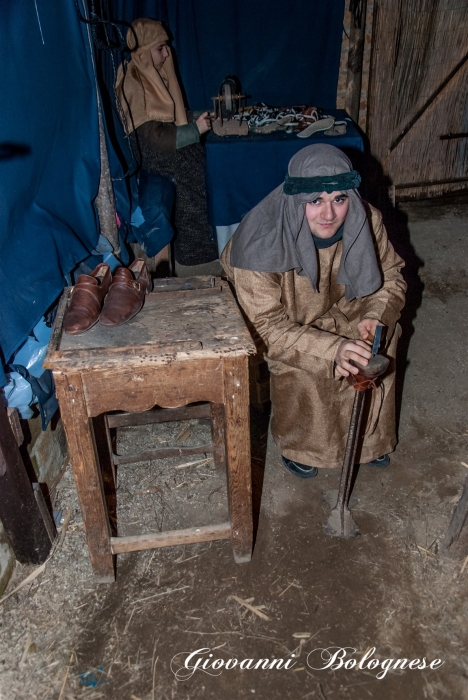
xmin=210 ymin=403 xmax=226 ymax=472
xmin=223 ymin=356 xmax=253 ymax=563
xmin=0 ymin=406 xmax=52 ymax=564
xmin=54 ymin=373 xmax=115 ymax=582
xmin=345 ymin=0 xmax=368 ymax=123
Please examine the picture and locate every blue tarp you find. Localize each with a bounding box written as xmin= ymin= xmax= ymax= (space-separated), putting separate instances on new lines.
xmin=109 ymin=0 xmax=345 ymax=109
xmin=0 ymin=2 xmax=101 ymax=375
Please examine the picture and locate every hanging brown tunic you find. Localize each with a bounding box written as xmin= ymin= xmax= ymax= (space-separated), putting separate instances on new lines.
xmin=221 ymin=203 xmax=406 ymax=469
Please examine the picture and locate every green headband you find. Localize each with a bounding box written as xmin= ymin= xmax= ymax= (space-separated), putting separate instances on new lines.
xmin=283 ymin=170 xmax=361 ymax=195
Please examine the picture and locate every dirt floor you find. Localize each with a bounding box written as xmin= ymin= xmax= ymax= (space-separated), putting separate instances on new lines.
xmin=1 ymin=194 xmax=468 ymax=700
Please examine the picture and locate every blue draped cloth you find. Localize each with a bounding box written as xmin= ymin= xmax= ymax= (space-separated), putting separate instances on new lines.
xmin=108 ymin=0 xmax=345 ymax=109
xmin=0 ymin=2 xmax=101 ymax=378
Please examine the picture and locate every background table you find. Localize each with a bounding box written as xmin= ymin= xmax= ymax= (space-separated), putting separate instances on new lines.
xmin=205 ymin=109 xmax=364 ymax=253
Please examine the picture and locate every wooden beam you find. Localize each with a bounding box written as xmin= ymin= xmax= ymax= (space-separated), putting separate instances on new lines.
xmin=345 ymin=0 xmax=368 ymax=123
xmin=113 ymin=444 xmax=212 ymax=466
xmin=111 ymin=522 xmax=231 ymax=553
xmin=211 ymin=403 xmax=226 ymax=472
xmin=54 ymin=373 xmax=115 ymax=582
xmin=0 ymin=406 xmax=52 ymax=564
xmin=106 ymin=403 xmax=210 ymax=429
xmin=223 ymin=356 xmax=253 ymax=563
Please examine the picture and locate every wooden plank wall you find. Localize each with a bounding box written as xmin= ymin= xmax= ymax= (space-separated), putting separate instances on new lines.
xmin=367 ymin=0 xmax=468 ymax=199
xmin=337 ymin=1 xmax=376 ymax=131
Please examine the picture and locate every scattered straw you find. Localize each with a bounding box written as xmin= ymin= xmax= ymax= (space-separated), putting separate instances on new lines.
xmin=57 ymin=653 xmax=73 ymax=700
xmin=174 ymin=457 xmax=212 ymax=470
xmin=175 ymin=425 xmax=193 ymax=442
xmin=0 ymin=564 xmax=46 ymax=605
xmin=229 ymin=594 xmax=270 ymax=621
xmin=278 ymin=581 xmax=295 ymax=597
xmin=151 ymin=638 xmax=159 ymax=700
xmin=355 ymin=646 xmax=373 ymax=670
xmin=57 ymin=509 xmax=71 ymax=548
xmin=130 ymin=586 xmax=190 ymax=605
xmin=19 ymin=632 xmax=32 ymax=667
xmin=123 ymin=607 xmax=136 ymax=634
xmin=460 ymin=555 xmax=468 ymax=576
xmin=461 ymin=462 xmax=468 ymax=469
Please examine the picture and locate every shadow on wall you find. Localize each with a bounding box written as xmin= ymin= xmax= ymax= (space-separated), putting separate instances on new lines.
xmin=343 ymin=145 xmax=425 ymax=435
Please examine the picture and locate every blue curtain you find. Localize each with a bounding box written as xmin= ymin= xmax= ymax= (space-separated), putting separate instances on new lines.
xmin=0 ymin=1 xmax=101 ymax=371
xmin=109 ymin=0 xmax=345 ymax=109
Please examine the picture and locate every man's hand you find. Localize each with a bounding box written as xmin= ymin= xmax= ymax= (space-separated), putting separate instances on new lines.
xmin=335 ymin=319 xmax=385 ymax=377
xmin=357 ymin=318 xmax=384 ymax=343
xmin=196 ymin=111 xmax=212 ymax=135
xmin=335 ymin=339 xmax=373 ymax=377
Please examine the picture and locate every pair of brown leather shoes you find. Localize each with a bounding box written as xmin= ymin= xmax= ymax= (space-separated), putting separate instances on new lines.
xmin=63 ymin=259 xmax=152 ymax=335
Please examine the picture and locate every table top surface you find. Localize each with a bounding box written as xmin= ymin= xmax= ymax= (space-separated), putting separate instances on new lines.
xmin=206 ymin=109 xmax=363 ymax=148
xmin=44 ymin=277 xmax=256 ymax=372
xmin=204 ymin=109 xmax=364 ymax=229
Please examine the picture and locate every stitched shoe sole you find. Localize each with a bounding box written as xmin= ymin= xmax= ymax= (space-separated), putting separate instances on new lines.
xmin=281 ymin=456 xmax=319 ymax=479
xmin=64 ymin=316 xmax=100 ymax=335
xmin=297 ymin=117 xmax=335 ymax=138
xmin=99 ymin=299 xmax=145 ymax=327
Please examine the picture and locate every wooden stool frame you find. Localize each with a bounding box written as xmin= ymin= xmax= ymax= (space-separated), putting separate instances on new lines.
xmin=45 ymin=278 xmax=255 ymax=582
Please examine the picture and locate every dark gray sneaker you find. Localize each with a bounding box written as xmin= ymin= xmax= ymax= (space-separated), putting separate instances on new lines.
xmin=281 ymin=455 xmax=319 ymax=479
xmin=363 ymin=454 xmax=390 ymax=468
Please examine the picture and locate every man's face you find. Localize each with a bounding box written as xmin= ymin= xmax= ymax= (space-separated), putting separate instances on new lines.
xmin=150 ymin=42 xmax=170 ymax=70
xmin=305 ymin=191 xmax=349 ymax=239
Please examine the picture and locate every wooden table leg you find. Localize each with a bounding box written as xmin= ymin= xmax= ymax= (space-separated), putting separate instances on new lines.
xmin=54 ymin=373 xmax=115 ymax=582
xmin=223 ymin=356 xmax=253 ymax=563
xmin=210 ymin=403 xmax=226 ymax=472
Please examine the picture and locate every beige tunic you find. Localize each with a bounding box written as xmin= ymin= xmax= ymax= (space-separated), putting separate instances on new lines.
xmin=221 ymin=204 xmax=407 ymax=468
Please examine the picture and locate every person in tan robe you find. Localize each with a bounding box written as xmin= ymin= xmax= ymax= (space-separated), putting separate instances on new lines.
xmin=115 ymin=19 xmax=219 ymax=270
xmin=221 ymin=144 xmax=406 ymax=477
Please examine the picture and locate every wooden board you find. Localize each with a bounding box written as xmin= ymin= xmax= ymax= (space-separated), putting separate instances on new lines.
xmin=81 ymin=359 xmax=225 ymax=416
xmin=54 ymin=372 xmax=115 ymax=581
xmin=367 ymin=0 xmax=468 ymax=196
xmin=44 ymin=280 xmax=256 ymax=372
xmin=113 ymin=443 xmax=212 ymax=466
xmin=0 ymin=407 xmax=52 ymax=564
xmin=106 ymin=403 xmax=211 ymax=428
xmin=110 ymin=522 xmax=231 ymax=553
xmin=223 ymin=356 xmax=253 ymax=563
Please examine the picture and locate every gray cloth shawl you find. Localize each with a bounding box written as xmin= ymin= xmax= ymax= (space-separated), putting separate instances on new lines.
xmin=230 ymin=144 xmax=382 ymax=301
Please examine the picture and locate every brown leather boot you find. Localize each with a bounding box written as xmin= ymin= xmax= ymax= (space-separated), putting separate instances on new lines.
xmin=99 ymin=258 xmax=152 ymax=327
xmin=63 ymin=263 xmax=112 ymax=335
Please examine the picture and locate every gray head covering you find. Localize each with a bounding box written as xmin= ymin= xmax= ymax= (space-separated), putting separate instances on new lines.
xmin=230 ymin=144 xmax=382 ymax=301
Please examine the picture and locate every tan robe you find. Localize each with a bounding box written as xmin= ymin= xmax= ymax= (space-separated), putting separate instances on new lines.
xmin=221 ymin=204 xmax=407 ymax=468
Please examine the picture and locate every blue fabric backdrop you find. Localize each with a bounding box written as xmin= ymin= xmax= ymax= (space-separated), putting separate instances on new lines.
xmin=0 ymin=2 xmax=101 ymax=371
xmin=109 ymin=0 xmax=345 ymax=109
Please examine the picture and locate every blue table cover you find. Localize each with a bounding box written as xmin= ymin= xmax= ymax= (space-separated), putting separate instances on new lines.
xmin=205 ymin=110 xmax=364 ymax=229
